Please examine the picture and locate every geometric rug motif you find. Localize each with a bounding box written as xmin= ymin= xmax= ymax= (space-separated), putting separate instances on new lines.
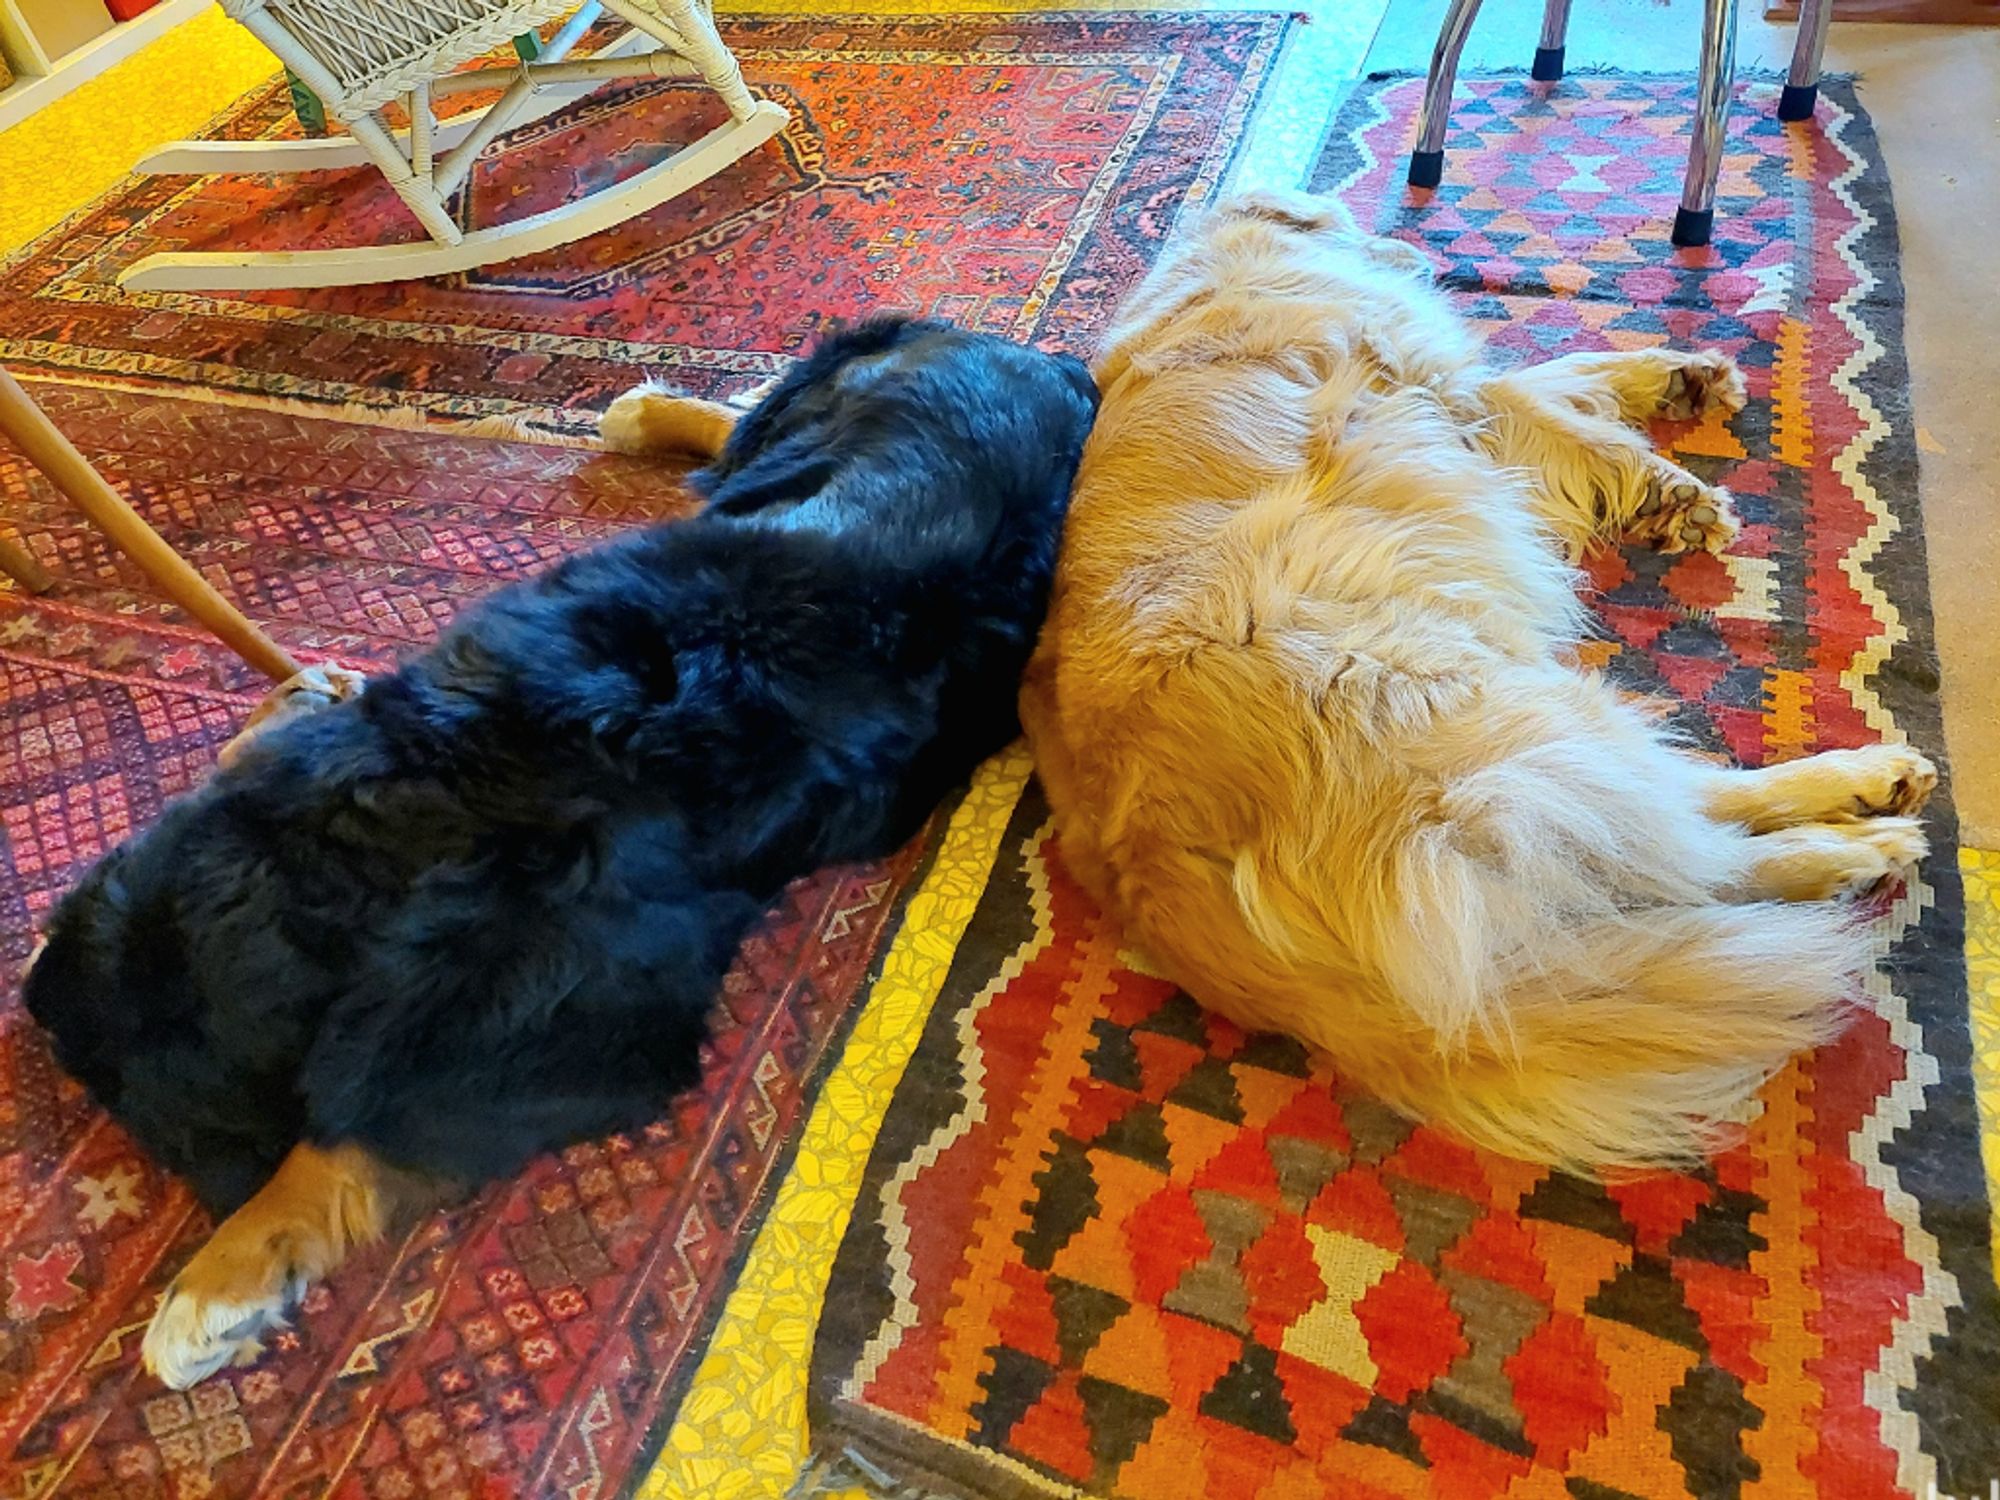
xmin=807 ymin=76 xmax=2000 ymax=1498
xmin=0 ymin=12 xmax=1294 ymax=429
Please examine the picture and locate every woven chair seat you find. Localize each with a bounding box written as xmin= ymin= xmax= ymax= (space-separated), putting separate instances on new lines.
xmin=221 ymin=0 xmax=586 ymax=116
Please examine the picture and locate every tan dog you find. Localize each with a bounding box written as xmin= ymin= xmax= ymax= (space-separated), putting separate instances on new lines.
xmin=1020 ymin=190 xmax=1935 ymax=1172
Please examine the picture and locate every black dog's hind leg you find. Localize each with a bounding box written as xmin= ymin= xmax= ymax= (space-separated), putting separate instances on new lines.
xmin=598 ymin=390 xmax=739 ymax=460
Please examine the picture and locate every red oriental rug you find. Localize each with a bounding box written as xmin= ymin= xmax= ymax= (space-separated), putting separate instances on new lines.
xmin=0 ymin=12 xmax=1291 ymax=427
xmin=0 ymin=16 xmax=1286 ymax=1498
xmin=806 ymin=76 xmax=2000 ymax=1499
xmin=0 ymin=388 xmax=940 ymax=1500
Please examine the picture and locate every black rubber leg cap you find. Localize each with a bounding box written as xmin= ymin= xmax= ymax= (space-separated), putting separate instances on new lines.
xmin=1531 ymin=45 xmax=1565 ymax=82
xmin=1777 ymin=82 xmax=1818 ymax=122
xmin=1671 ymin=206 xmax=1715 ymax=248
xmin=1407 ymin=150 xmax=1444 ymax=189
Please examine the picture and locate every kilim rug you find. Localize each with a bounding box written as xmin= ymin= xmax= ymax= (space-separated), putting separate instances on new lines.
xmin=807 ymin=76 xmax=2000 ymax=1499
xmin=0 ymin=12 xmax=1291 ymax=425
xmin=0 ymin=16 xmax=1286 ymax=1498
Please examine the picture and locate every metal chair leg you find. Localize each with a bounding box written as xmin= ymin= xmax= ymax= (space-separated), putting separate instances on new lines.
xmin=1674 ymin=0 xmax=1739 ymax=247
xmin=1533 ymin=0 xmax=1573 ymax=81
xmin=1409 ymin=0 xmax=1487 ymax=188
xmin=1779 ymin=0 xmax=1832 ymax=120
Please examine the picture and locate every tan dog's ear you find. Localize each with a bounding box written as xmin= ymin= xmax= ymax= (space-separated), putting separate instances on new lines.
xmin=1219 ymin=190 xmax=1430 ymax=279
xmin=1218 ymin=189 xmax=1359 ymax=236
xmin=1360 ymin=234 xmax=1435 ymax=281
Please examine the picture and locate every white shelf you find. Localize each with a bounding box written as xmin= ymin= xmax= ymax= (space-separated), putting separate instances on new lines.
xmin=0 ymin=0 xmax=209 ymax=134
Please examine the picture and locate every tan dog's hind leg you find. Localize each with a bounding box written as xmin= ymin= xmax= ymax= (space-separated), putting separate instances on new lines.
xmin=1733 ymin=818 xmax=1930 ymax=901
xmin=142 ymin=1143 xmax=433 ymax=1389
xmin=599 ymin=388 xmax=738 ymax=459
xmin=1706 ymin=743 xmax=1938 ymax=832
xmin=1481 ymin=349 xmax=1745 ymax=558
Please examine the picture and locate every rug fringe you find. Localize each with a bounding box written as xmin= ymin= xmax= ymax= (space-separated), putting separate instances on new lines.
xmin=787 ymin=1447 xmax=963 ymax=1500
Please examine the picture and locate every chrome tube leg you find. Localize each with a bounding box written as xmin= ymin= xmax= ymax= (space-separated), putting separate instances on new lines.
xmin=1674 ymin=0 xmax=1739 ymax=246
xmin=541 ymin=0 xmax=606 ymax=65
xmin=1779 ymin=0 xmax=1831 ymax=121
xmin=1533 ymin=0 xmax=1573 ymax=81
xmin=1408 ymin=0 xmax=1486 ymax=188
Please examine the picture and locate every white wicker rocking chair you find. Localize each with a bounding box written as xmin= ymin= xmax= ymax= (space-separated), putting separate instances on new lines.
xmin=118 ymin=0 xmax=786 ymax=291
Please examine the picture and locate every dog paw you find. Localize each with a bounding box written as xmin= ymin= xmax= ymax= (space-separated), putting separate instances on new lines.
xmin=1659 ymin=352 xmax=1746 ymax=421
xmin=1847 ymin=816 xmax=1931 ymax=895
xmin=142 ymin=1235 xmax=302 ymax=1389
xmin=1841 ymin=743 xmax=1939 ymax=820
xmin=724 ymin=375 xmax=781 ymax=412
xmin=219 ymin=664 xmax=365 ymax=769
xmin=1751 ymin=816 xmax=1929 ymax=902
xmin=1629 ymin=469 xmax=1740 ymax=555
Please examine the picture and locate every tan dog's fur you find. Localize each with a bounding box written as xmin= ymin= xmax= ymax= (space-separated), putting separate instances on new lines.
xmin=1021 ymin=191 xmax=1936 ymax=1171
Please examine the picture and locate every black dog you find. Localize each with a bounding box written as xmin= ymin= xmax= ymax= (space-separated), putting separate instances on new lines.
xmin=22 ymin=318 xmax=1097 ymax=1387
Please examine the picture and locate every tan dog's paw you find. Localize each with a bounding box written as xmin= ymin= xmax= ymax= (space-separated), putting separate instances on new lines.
xmin=1839 ymin=743 xmax=1939 ymax=819
xmin=1630 ymin=469 xmax=1740 ymax=555
xmin=1847 ymin=816 xmax=1931 ymax=893
xmin=1752 ymin=816 xmax=1929 ymax=902
xmin=1660 ymin=351 xmax=1747 ymax=421
xmin=142 ymin=1236 xmax=301 ymax=1389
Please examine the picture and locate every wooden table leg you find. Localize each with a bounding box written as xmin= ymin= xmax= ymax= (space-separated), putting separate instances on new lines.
xmin=0 ymin=531 xmax=54 ymax=593
xmin=0 ymin=368 xmax=300 ymax=684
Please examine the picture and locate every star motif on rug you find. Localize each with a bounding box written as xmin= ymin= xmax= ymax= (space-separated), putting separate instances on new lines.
xmin=74 ymin=1164 xmax=144 ymax=1230
xmin=7 ymin=1242 xmax=86 ymax=1321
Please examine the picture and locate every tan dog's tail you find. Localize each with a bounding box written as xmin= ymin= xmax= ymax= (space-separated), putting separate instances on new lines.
xmin=1424 ymin=901 xmax=1866 ymax=1173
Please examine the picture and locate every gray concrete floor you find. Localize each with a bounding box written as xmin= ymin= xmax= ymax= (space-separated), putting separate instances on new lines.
xmin=1365 ymin=2 xmax=2000 ymax=846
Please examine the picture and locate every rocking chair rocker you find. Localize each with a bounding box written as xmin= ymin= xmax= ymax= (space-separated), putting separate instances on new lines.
xmin=117 ymin=0 xmax=786 ymax=291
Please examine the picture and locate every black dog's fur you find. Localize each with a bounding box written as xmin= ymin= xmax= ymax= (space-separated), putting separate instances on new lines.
xmin=24 ymin=318 xmax=1097 ymax=1217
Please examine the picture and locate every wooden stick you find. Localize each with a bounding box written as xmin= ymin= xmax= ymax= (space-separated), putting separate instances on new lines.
xmin=0 ymin=368 xmax=300 ymax=683
xmin=0 ymin=531 xmax=54 ymax=593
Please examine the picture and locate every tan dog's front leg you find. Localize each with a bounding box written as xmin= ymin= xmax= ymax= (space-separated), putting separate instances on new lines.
xmin=1524 ymin=346 xmax=1747 ymax=426
xmin=143 ymin=1142 xmax=414 ymax=1389
xmin=1483 ymin=349 xmax=1745 ymax=557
